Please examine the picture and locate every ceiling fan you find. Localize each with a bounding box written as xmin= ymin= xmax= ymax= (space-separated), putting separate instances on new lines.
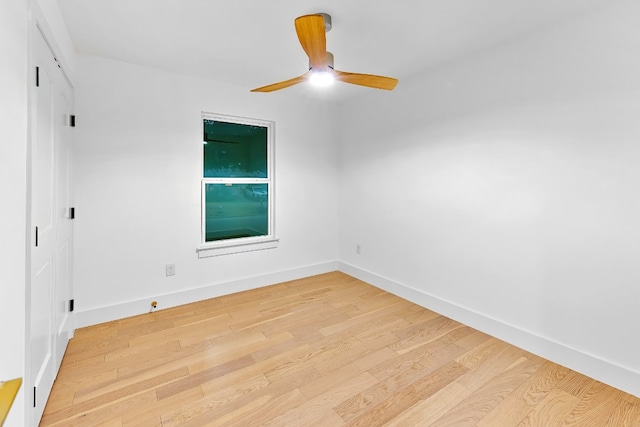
xmin=251 ymin=13 xmax=398 ymax=93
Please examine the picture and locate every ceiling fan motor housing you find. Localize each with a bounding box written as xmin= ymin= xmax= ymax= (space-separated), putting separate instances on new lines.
xmin=309 ymin=51 xmax=334 ymax=70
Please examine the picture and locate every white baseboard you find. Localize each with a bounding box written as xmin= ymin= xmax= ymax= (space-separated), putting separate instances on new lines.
xmin=338 ymin=261 xmax=640 ymax=399
xmin=75 ymin=261 xmax=339 ymax=329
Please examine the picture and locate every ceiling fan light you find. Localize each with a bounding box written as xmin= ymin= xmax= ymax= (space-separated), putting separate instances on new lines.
xmin=309 ymin=71 xmax=334 ymax=87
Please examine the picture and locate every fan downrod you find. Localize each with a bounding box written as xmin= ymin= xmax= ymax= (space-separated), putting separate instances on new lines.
xmin=319 ymin=13 xmax=332 ymax=32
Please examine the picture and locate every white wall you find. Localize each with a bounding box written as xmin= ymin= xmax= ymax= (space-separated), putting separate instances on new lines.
xmin=338 ymin=1 xmax=640 ymax=396
xmin=73 ymin=54 xmax=339 ymax=325
xmin=0 ymin=0 xmax=28 ymax=424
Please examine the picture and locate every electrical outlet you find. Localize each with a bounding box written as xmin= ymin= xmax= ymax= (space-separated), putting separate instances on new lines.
xmin=356 ymin=244 xmax=361 ymax=254
xmin=166 ymin=264 xmax=176 ymax=276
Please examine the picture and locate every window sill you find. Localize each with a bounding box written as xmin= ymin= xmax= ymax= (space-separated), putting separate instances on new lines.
xmin=197 ymin=237 xmax=279 ymax=258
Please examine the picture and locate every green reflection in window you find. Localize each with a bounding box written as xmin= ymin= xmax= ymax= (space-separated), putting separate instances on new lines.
xmin=204 ymin=183 xmax=268 ymax=242
xmin=203 ymin=120 xmax=267 ymax=178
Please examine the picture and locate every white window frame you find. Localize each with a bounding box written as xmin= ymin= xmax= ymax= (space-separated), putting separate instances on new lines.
xmin=197 ymin=112 xmax=278 ymax=258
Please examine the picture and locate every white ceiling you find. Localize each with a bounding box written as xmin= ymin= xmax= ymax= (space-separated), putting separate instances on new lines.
xmin=56 ymin=0 xmax=611 ymax=97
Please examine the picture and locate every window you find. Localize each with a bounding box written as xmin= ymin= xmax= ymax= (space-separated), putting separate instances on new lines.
xmin=198 ymin=113 xmax=276 ymax=256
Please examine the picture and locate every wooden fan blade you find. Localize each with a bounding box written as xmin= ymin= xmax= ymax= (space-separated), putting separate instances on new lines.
xmin=334 ymin=70 xmax=398 ymax=90
xmin=295 ymin=15 xmax=327 ymax=71
xmin=250 ymin=72 xmax=309 ymax=92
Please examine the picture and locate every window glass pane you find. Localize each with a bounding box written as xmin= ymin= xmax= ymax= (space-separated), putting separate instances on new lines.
xmin=204 ymin=183 xmax=268 ymax=242
xmin=203 ymin=120 xmax=267 ymax=178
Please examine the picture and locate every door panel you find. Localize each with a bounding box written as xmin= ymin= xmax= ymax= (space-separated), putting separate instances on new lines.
xmin=31 ymin=29 xmax=56 ymax=422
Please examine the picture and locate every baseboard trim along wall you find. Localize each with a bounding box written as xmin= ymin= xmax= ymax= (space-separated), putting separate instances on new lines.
xmin=338 ymin=261 xmax=640 ymax=399
xmin=74 ymin=261 xmax=339 ymax=329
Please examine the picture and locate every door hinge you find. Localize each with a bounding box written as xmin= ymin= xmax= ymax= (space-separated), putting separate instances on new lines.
xmin=35 ymin=226 xmax=39 ymax=247
xmin=69 ymin=207 xmax=76 ymax=219
xmin=36 ymin=66 xmax=40 ymax=87
xmin=69 ymin=299 xmax=75 ymax=312
xmin=33 ymin=386 xmax=37 ymax=407
xmin=70 ymin=115 xmax=76 ymax=127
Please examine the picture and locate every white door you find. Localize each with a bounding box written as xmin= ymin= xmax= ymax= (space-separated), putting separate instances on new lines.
xmin=53 ymin=65 xmax=74 ymax=371
xmin=30 ymin=27 xmax=74 ymax=423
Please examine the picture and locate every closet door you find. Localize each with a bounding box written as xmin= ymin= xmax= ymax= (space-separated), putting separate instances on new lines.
xmin=30 ymin=26 xmax=74 ymax=423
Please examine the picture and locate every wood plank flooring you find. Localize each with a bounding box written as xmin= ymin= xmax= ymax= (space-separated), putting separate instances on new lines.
xmin=41 ymin=272 xmax=640 ymax=426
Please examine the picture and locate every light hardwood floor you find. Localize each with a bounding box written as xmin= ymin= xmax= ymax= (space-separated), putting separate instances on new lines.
xmin=41 ymin=272 xmax=640 ymax=426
